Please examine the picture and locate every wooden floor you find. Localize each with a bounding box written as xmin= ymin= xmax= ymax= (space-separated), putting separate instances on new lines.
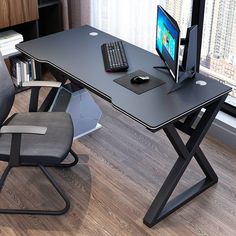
xmin=0 ymin=84 xmax=236 ymax=236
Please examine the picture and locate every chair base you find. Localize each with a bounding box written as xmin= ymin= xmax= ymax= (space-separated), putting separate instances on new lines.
xmin=0 ymin=149 xmax=80 ymax=215
xmin=0 ymin=165 xmax=70 ymax=215
xmin=22 ymin=149 xmax=79 ymax=168
xmin=47 ymin=148 xmax=79 ymax=168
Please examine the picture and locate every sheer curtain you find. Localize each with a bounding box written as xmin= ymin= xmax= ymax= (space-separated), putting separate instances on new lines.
xmin=65 ymin=0 xmax=192 ymax=53
xmin=91 ymin=0 xmax=161 ymax=53
xmin=90 ymin=0 xmax=192 ymax=54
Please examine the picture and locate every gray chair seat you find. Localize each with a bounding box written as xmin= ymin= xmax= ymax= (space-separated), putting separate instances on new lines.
xmin=0 ymin=52 xmax=78 ymax=215
xmin=0 ymin=112 xmax=73 ymax=165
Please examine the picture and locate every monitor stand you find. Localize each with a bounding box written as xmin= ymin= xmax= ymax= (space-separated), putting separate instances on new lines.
xmin=154 ymin=25 xmax=198 ymax=94
xmin=153 ymin=66 xmax=168 ymax=70
xmin=168 ymin=69 xmax=195 ymax=94
xmin=153 ymin=66 xmax=195 ymax=93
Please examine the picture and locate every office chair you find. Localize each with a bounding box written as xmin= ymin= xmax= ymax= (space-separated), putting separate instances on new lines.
xmin=0 ymin=53 xmax=78 ymax=215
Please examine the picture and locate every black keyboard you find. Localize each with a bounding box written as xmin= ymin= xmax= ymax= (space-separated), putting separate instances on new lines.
xmin=101 ymin=41 xmax=129 ymax=72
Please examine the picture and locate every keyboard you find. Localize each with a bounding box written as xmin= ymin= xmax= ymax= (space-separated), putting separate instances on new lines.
xmin=101 ymin=41 xmax=129 ymax=72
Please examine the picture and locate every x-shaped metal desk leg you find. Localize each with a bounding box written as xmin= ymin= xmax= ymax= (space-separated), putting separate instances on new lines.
xmin=143 ymin=94 xmax=227 ymax=228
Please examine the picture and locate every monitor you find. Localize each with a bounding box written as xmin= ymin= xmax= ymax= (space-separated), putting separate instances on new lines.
xmin=156 ymin=5 xmax=180 ymax=83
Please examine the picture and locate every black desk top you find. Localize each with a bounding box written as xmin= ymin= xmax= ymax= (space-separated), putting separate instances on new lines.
xmin=16 ymin=25 xmax=231 ymax=130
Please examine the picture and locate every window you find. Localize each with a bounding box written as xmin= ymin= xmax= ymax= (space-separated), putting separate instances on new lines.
xmin=200 ymin=0 xmax=236 ymax=109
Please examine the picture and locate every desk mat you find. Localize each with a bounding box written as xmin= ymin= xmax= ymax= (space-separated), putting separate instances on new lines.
xmin=114 ymin=70 xmax=165 ymax=95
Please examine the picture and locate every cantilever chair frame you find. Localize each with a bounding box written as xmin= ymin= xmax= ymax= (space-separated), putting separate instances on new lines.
xmin=0 ymin=79 xmax=79 ymax=215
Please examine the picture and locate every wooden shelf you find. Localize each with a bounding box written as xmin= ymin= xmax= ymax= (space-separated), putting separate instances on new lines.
xmin=38 ymin=1 xmax=62 ymax=37
xmin=1 ymin=0 xmax=62 ymax=93
xmin=0 ymin=0 xmax=38 ymax=29
xmin=38 ymin=0 xmax=59 ymax=9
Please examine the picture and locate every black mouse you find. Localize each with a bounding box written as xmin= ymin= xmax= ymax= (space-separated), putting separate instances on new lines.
xmin=130 ymin=76 xmax=150 ymax=84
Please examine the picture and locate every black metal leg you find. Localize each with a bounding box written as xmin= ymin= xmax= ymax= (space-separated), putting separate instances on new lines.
xmin=29 ymin=87 xmax=40 ymax=112
xmin=194 ymin=147 xmax=218 ymax=181
xmin=0 ymin=165 xmax=11 ymax=191
xmin=143 ymin=95 xmax=227 ymax=227
xmin=175 ymin=109 xmax=200 ymax=135
xmin=0 ymin=165 xmax=70 ymax=215
xmin=21 ymin=149 xmax=79 ymax=168
xmin=45 ymin=149 xmax=79 ymax=168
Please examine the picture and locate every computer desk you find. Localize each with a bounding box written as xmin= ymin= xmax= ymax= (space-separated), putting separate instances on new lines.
xmin=16 ymin=25 xmax=231 ymax=228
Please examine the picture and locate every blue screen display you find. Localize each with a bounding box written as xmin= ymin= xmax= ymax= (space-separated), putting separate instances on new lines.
xmin=156 ymin=6 xmax=180 ymax=82
xmin=156 ymin=8 xmax=178 ymax=61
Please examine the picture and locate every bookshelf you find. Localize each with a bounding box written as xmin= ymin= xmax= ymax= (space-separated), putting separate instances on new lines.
xmin=0 ymin=0 xmax=62 ymax=93
xmin=38 ymin=0 xmax=62 ymax=37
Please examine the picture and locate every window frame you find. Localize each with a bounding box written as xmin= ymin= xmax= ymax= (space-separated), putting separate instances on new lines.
xmin=192 ymin=0 xmax=236 ymax=117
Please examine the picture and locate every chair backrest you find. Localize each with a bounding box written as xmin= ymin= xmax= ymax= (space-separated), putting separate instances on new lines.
xmin=0 ymin=53 xmax=15 ymax=126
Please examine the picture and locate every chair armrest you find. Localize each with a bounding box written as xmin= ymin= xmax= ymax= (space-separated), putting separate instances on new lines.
xmin=24 ymin=81 xmax=62 ymax=112
xmin=0 ymin=125 xmax=47 ymax=135
xmin=0 ymin=125 xmax=47 ymax=167
xmin=22 ymin=81 xmax=62 ymax=88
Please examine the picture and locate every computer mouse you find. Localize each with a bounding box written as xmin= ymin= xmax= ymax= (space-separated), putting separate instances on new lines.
xmin=130 ymin=76 xmax=150 ymax=84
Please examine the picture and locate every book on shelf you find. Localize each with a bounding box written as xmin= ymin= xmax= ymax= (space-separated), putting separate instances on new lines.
xmin=0 ymin=30 xmax=23 ymax=56
xmin=10 ymin=56 xmax=22 ymax=86
xmin=0 ymin=39 xmax=23 ymax=50
xmin=10 ymin=55 xmax=36 ymax=87
xmin=0 ymin=46 xmax=20 ymax=56
xmin=20 ymin=59 xmax=28 ymax=82
xmin=31 ymin=58 xmax=37 ymax=80
xmin=0 ymin=30 xmax=23 ymax=44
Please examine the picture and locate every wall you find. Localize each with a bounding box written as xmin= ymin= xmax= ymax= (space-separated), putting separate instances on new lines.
xmin=64 ymin=0 xmax=91 ymax=28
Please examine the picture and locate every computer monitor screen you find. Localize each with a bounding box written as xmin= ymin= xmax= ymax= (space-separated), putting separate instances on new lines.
xmin=156 ymin=5 xmax=180 ymax=83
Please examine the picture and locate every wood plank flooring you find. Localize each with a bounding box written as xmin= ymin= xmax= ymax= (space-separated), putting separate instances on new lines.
xmin=0 ymin=83 xmax=235 ymax=236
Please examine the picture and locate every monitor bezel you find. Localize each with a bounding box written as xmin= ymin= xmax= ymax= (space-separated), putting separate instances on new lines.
xmin=155 ymin=5 xmax=181 ymax=83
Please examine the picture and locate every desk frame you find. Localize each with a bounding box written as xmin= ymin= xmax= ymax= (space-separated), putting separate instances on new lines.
xmin=50 ymin=69 xmax=228 ymax=228
xmin=143 ymin=94 xmax=227 ymax=227
xmin=25 ymin=64 xmax=228 ymax=228
xmin=16 ymin=25 xmax=231 ymax=227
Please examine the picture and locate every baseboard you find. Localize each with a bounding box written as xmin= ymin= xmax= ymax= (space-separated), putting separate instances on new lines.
xmin=205 ymin=111 xmax=236 ymax=150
